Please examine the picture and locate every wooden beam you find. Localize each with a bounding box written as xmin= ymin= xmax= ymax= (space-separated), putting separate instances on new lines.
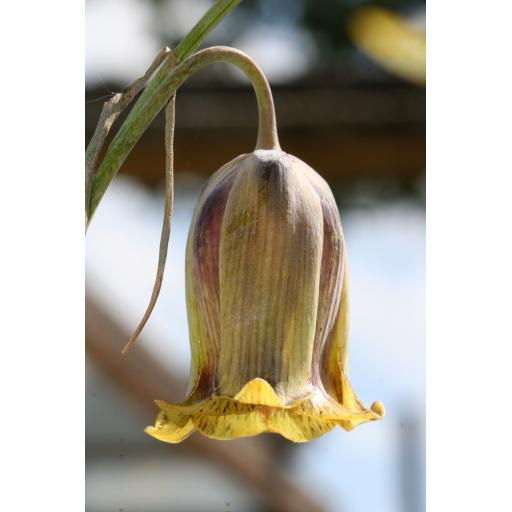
xmin=86 ymin=83 xmax=425 ymax=186
xmin=103 ymin=127 xmax=424 ymax=187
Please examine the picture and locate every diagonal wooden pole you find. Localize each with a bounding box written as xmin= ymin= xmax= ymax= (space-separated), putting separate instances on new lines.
xmin=85 ymin=295 xmax=326 ymax=512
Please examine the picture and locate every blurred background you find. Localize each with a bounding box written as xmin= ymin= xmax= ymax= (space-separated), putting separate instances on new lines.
xmin=85 ymin=1 xmax=425 ymax=511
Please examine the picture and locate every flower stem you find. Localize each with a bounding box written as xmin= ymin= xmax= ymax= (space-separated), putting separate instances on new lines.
xmin=87 ymin=46 xmax=280 ymax=225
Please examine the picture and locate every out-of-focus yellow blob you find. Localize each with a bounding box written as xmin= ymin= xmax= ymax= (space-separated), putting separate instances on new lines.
xmin=349 ymin=6 xmax=425 ymax=85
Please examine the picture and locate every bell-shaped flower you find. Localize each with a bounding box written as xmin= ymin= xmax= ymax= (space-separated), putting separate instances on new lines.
xmin=145 ymin=149 xmax=384 ymax=443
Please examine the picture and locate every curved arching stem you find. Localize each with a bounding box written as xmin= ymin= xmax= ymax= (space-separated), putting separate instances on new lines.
xmin=170 ymin=46 xmax=280 ymax=151
xmin=88 ymin=46 xmax=280 ymax=223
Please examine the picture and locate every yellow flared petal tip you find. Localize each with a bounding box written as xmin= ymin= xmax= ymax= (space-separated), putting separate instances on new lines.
xmin=144 ymin=423 xmax=194 ymax=444
xmin=144 ymin=404 xmax=195 ymax=443
xmin=371 ymin=401 xmax=385 ymax=417
xmin=234 ymin=378 xmax=284 ymax=407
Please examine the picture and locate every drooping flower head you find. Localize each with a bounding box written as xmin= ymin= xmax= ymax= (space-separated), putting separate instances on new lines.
xmin=146 ymin=149 xmax=384 ymax=443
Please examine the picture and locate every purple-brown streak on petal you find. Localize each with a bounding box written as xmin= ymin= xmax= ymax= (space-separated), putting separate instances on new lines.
xmin=307 ymin=183 xmax=344 ymax=387
xmin=191 ymin=168 xmax=238 ymax=397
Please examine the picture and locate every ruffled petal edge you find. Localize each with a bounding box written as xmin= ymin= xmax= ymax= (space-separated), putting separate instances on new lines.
xmin=145 ymin=378 xmax=384 ymax=443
